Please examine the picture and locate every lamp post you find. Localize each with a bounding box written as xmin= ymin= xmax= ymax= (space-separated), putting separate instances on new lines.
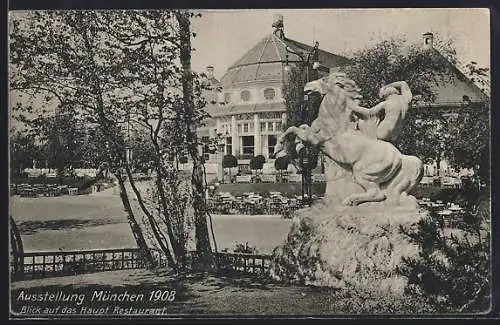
xmin=214 ymin=131 xmax=229 ymax=182
xmin=284 ymin=42 xmax=320 ymax=207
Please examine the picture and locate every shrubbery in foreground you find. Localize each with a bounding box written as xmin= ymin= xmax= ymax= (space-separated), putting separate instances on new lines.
xmin=398 ymin=195 xmax=491 ymax=313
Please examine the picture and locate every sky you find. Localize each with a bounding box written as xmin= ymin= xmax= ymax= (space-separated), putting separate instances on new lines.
xmin=190 ymin=9 xmax=490 ymax=79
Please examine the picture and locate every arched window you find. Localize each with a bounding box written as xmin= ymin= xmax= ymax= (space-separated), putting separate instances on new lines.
xmin=240 ymin=90 xmax=251 ymax=102
xmin=224 ymin=92 xmax=231 ymax=103
xmin=263 ymin=88 xmax=276 ymax=100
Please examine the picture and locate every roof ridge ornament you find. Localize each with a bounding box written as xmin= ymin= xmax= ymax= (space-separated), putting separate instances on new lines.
xmin=272 ymin=14 xmax=285 ymax=39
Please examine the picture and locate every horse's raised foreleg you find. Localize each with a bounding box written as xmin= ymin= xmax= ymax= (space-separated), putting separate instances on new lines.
xmin=278 ymin=125 xmax=325 ymax=148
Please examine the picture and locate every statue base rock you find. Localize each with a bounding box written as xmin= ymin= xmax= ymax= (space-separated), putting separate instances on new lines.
xmin=270 ymin=199 xmax=427 ymax=296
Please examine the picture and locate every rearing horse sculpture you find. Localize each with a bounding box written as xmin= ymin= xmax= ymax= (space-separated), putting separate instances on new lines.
xmin=276 ymin=73 xmax=423 ymax=206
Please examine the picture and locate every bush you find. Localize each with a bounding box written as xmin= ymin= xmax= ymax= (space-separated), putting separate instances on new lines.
xmin=232 ymin=242 xmax=257 ymax=254
xmin=274 ymin=156 xmax=289 ymax=173
xmin=11 ymin=175 xmax=94 ymax=188
xmin=398 ymin=195 xmax=491 ymax=312
xmin=249 ymin=155 xmax=265 ymax=172
xmin=222 ymin=155 xmax=238 ymax=169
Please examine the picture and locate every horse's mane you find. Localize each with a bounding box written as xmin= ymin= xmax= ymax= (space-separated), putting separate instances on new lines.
xmin=311 ymin=82 xmax=351 ymax=139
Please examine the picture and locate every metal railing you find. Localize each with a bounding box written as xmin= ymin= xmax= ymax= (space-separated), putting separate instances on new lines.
xmin=11 ymin=248 xmax=273 ymax=281
xmin=214 ymin=252 xmax=272 ymax=277
xmin=12 ymin=248 xmax=168 ymax=280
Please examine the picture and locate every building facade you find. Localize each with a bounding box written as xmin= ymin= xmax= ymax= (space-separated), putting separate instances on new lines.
xmin=197 ymin=15 xmax=351 ymax=169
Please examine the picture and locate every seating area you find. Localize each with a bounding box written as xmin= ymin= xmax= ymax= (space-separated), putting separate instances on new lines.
xmin=23 ymin=168 xmax=99 ymax=178
xmin=74 ymin=169 xmax=99 ymax=177
xmin=418 ymin=197 xmax=466 ymax=228
xmin=207 ymin=191 xmax=317 ymax=217
xmin=420 ymin=175 xmax=463 ymax=188
xmin=11 ymin=183 xmax=73 ymax=197
xmin=221 ymin=172 xmax=328 ymax=184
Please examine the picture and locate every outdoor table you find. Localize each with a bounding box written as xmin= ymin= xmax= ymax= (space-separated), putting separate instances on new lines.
xmin=438 ymin=209 xmax=462 ymax=228
xmin=68 ymin=187 xmax=78 ymax=196
xmin=430 ymin=203 xmax=446 ymax=208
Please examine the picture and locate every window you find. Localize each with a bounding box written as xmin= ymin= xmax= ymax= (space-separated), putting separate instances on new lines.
xmin=240 ymin=90 xmax=251 ymax=102
xmin=224 ymin=93 xmax=231 ymax=103
xmin=263 ymin=88 xmax=276 ymax=100
xmin=268 ymin=122 xmax=275 ymax=132
xmin=243 ymin=123 xmax=249 ymax=133
xmin=260 ymin=122 xmax=266 ymax=132
xmin=268 ymin=135 xmax=277 ymax=156
xmin=242 ymin=136 xmax=254 ymax=155
xmin=276 ymin=122 xmax=282 ymax=131
xmin=225 ymin=137 xmax=232 ymax=155
xmin=222 ymin=124 xmax=231 ymax=135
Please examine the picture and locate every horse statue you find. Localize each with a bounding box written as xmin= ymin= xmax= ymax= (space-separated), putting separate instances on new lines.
xmin=276 ymin=73 xmax=423 ymax=207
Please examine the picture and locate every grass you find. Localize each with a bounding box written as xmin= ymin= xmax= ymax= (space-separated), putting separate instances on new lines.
xmin=10 ymin=269 xmax=435 ymax=316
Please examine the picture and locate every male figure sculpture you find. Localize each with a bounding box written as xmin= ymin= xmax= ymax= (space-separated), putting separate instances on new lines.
xmin=349 ymin=81 xmax=413 ymax=142
xmin=277 ymin=75 xmax=423 ymax=206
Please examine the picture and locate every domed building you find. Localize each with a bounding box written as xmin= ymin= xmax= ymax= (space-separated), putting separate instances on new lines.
xmin=198 ymin=15 xmax=351 ymax=174
xmin=197 ymin=17 xmax=489 ymax=183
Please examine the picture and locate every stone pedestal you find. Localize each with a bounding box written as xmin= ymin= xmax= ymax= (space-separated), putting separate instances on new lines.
xmin=270 ymin=200 xmax=426 ymax=296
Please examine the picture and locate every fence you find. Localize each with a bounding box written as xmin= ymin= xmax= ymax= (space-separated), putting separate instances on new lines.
xmin=214 ymin=252 xmax=272 ymax=277
xmin=13 ymin=248 xmax=168 ymax=280
xmin=11 ymin=248 xmax=272 ymax=281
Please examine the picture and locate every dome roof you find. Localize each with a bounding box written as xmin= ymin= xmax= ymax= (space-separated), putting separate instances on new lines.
xmin=221 ymin=33 xmax=351 ymax=87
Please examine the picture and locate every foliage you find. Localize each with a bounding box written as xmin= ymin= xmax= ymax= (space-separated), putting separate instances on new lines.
xmin=9 ymin=10 xmax=213 ymax=272
xmin=465 ymin=61 xmax=490 ymax=96
xmin=396 ymin=107 xmax=451 ymax=173
xmin=282 ymin=65 xmax=321 ymax=169
xmin=222 ymin=154 xmax=237 ymax=169
xmin=274 ymin=156 xmax=289 ymax=174
xmin=144 ymin=172 xmax=194 ymax=273
xmin=9 ymin=130 xmax=42 ymax=176
xmin=342 ymin=35 xmax=456 ymax=107
xmin=327 ymin=285 xmax=436 ymax=314
xmin=44 ymin=111 xmax=86 ymax=179
xmin=249 ymin=155 xmax=266 ymax=172
xmin=342 ymin=36 xmax=456 ymax=167
xmin=444 ymin=102 xmax=490 ymax=185
xmin=11 ymin=104 xmax=106 ymax=175
xmin=283 ymin=65 xmax=308 ymax=129
xmin=341 ymin=35 xmax=489 ymax=183
xmin=398 ymin=196 xmax=491 ymax=312
xmin=232 ymin=242 xmax=258 ymax=254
